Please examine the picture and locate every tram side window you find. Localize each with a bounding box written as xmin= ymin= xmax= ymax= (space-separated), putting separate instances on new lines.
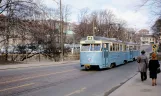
xmin=137 ymin=46 xmax=140 ymax=50
xmin=113 ymin=44 xmax=115 ymax=51
xmin=129 ymin=46 xmax=133 ymax=50
xmin=118 ymin=44 xmax=119 ymax=51
xmin=116 ymin=44 xmax=118 ymax=51
xmin=134 ymin=46 xmax=136 ymax=50
xmin=110 ymin=44 xmax=113 ymax=51
xmin=125 ymin=45 xmax=127 ymax=51
xmin=114 ymin=44 xmax=116 ymax=51
xmin=115 ymin=44 xmax=117 ymax=51
xmin=127 ymin=46 xmax=129 ymax=51
xmin=123 ymin=45 xmax=127 ymax=51
xmin=120 ymin=45 xmax=122 ymax=51
xmin=81 ymin=44 xmax=90 ymax=51
xmin=138 ymin=46 xmax=140 ymax=50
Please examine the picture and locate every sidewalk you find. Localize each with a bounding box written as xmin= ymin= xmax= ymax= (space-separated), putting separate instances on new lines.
xmin=0 ymin=60 xmax=79 ymax=70
xmin=108 ymin=72 xmax=161 ymax=96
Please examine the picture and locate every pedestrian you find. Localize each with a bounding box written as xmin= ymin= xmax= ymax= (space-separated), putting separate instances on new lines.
xmin=148 ymin=53 xmax=160 ymax=86
xmin=137 ymin=50 xmax=148 ymax=81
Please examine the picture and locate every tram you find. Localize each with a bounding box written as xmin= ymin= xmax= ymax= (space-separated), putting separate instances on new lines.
xmin=80 ymin=36 xmax=140 ymax=70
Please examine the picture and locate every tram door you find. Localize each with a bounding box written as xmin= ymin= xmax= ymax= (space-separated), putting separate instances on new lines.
xmin=129 ymin=46 xmax=133 ymax=60
xmin=102 ymin=43 xmax=109 ymax=67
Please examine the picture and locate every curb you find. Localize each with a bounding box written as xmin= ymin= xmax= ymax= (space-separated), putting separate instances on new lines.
xmin=0 ymin=61 xmax=79 ymax=70
xmin=104 ymin=72 xmax=139 ymax=96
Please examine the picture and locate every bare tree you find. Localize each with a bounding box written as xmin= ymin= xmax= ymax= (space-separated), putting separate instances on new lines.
xmin=152 ymin=18 xmax=161 ymax=33
xmin=74 ymin=8 xmax=138 ymax=43
xmin=0 ymin=0 xmax=44 ymax=61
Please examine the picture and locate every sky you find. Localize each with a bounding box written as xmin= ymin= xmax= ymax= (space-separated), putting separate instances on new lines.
xmin=43 ymin=0 xmax=157 ymax=31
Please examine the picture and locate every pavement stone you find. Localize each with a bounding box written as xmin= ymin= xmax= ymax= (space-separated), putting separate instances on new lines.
xmin=109 ymin=71 xmax=161 ymax=96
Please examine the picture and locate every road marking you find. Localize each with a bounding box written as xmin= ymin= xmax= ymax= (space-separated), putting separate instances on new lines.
xmin=0 ymin=83 xmax=34 ymax=92
xmin=65 ymin=87 xmax=86 ymax=96
xmin=0 ymin=69 xmax=76 ymax=85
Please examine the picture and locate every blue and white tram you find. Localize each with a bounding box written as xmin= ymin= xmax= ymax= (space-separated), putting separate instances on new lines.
xmin=126 ymin=42 xmax=140 ymax=61
xmin=80 ymin=36 xmax=140 ymax=70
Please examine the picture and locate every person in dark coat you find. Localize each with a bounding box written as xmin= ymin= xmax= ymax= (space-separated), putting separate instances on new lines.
xmin=137 ymin=50 xmax=148 ymax=81
xmin=149 ymin=53 xmax=160 ymax=86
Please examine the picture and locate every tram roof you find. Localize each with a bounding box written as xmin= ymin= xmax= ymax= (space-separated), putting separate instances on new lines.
xmin=81 ymin=36 xmax=123 ymax=43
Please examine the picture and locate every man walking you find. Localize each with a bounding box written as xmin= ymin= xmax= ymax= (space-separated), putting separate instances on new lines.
xmin=137 ymin=50 xmax=148 ymax=81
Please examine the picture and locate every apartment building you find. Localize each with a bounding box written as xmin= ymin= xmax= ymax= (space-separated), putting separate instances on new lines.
xmin=140 ymin=34 xmax=156 ymax=45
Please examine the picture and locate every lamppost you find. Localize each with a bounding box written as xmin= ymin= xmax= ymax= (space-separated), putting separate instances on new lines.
xmin=92 ymin=14 xmax=97 ymax=36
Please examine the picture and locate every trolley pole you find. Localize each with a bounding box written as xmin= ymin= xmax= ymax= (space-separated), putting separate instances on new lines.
xmin=60 ymin=0 xmax=64 ymax=61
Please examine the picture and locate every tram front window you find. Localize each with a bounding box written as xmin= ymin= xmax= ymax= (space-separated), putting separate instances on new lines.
xmin=90 ymin=44 xmax=101 ymax=51
xmin=81 ymin=44 xmax=101 ymax=51
xmin=81 ymin=44 xmax=90 ymax=51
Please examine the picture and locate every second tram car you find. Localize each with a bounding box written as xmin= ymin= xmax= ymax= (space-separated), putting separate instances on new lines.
xmin=80 ymin=36 xmax=140 ymax=70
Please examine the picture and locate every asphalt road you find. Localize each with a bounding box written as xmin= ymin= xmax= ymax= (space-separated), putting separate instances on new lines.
xmin=0 ymin=45 xmax=151 ymax=96
xmin=0 ymin=61 xmax=139 ymax=96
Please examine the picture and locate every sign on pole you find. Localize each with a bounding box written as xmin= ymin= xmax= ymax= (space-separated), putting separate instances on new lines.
xmin=152 ymin=44 xmax=157 ymax=52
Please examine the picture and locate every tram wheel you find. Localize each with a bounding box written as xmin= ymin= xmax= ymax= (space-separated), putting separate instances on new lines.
xmin=124 ymin=60 xmax=127 ymax=64
xmin=85 ymin=65 xmax=90 ymax=70
xmin=110 ymin=63 xmax=115 ymax=68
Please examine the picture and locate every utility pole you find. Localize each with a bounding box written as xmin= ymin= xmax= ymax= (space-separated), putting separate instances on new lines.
xmin=60 ymin=0 xmax=64 ymax=61
xmin=5 ymin=0 xmax=10 ymax=61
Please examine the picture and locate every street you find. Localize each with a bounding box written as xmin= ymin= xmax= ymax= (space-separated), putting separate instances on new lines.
xmin=0 ymin=0 xmax=159 ymax=95
xmin=0 ymin=61 xmax=138 ymax=96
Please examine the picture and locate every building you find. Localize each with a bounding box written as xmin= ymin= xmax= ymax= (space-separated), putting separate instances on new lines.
xmin=140 ymin=34 xmax=156 ymax=45
xmin=64 ymin=22 xmax=77 ymax=44
xmin=135 ymin=29 xmax=157 ymax=45
xmin=0 ymin=15 xmax=77 ymax=50
xmin=123 ymin=28 xmax=138 ymax=43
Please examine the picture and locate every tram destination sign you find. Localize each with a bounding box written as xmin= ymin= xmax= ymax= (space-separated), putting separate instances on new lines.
xmin=85 ymin=40 xmax=95 ymax=43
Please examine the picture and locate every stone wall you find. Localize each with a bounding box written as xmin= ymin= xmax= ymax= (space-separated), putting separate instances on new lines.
xmin=0 ymin=53 xmax=80 ymax=63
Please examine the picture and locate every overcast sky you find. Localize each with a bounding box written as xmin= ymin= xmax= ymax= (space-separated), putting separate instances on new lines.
xmin=43 ymin=0 xmax=157 ymax=31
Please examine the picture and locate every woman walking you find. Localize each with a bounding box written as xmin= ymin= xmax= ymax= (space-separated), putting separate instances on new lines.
xmin=149 ymin=53 xmax=160 ymax=86
xmin=137 ymin=50 xmax=148 ymax=81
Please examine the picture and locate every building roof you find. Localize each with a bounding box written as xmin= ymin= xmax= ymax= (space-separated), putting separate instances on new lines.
xmin=138 ymin=29 xmax=149 ymax=33
xmin=141 ymin=34 xmax=154 ymax=37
